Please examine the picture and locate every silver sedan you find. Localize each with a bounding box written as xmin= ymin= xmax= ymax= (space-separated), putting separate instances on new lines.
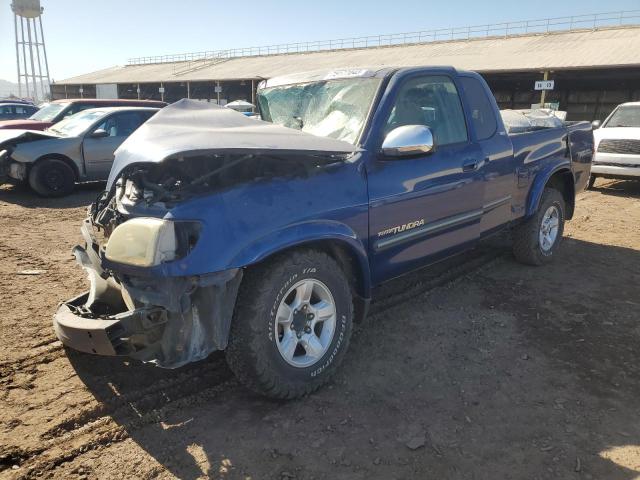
xmin=0 ymin=106 xmax=159 ymax=196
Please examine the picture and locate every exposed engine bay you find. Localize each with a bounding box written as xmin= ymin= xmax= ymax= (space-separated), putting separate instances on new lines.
xmin=91 ymin=151 xmax=345 ymax=236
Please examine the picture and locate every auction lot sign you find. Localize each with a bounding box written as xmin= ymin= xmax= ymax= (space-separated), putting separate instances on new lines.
xmin=535 ymin=80 xmax=555 ymax=91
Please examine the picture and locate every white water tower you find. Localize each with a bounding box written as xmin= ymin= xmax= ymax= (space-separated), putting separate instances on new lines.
xmin=11 ymin=0 xmax=51 ymax=101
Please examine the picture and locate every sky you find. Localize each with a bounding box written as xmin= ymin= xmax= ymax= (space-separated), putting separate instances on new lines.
xmin=1 ymin=0 xmax=639 ymax=82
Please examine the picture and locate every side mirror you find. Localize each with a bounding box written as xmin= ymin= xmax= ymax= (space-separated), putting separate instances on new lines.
xmin=90 ymin=128 xmax=109 ymax=138
xmin=381 ymin=125 xmax=435 ymax=158
xmin=591 ymin=120 xmax=601 ymax=129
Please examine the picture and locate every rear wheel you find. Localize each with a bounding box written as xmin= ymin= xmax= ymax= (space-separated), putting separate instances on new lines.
xmin=29 ymin=157 xmax=75 ymax=197
xmin=226 ymin=249 xmax=353 ymax=399
xmin=512 ymin=187 xmax=565 ymax=266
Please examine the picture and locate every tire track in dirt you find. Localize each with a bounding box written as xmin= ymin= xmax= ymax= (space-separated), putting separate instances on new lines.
xmin=10 ymin=377 xmax=239 ymax=479
xmin=4 ymin=246 xmax=507 ymax=478
xmin=0 ymin=240 xmax=51 ymax=273
xmin=2 ymin=355 xmax=235 ymax=476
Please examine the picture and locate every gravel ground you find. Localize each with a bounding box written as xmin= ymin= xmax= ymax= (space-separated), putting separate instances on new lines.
xmin=1 ymin=177 xmax=639 ymax=480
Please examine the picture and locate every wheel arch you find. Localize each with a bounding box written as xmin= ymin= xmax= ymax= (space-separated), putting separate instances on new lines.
xmin=232 ymin=223 xmax=372 ymax=320
xmin=527 ymin=166 xmax=575 ymax=220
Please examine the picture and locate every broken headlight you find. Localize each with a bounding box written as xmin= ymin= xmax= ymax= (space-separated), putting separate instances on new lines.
xmin=105 ymin=218 xmax=201 ymax=267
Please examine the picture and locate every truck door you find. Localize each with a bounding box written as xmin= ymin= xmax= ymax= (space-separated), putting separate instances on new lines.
xmin=83 ymin=111 xmax=151 ymax=180
xmin=366 ymin=73 xmax=486 ymax=283
xmin=458 ymin=75 xmax=516 ymax=233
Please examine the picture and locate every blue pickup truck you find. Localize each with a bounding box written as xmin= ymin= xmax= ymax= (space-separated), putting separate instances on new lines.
xmin=53 ymin=67 xmax=593 ymax=398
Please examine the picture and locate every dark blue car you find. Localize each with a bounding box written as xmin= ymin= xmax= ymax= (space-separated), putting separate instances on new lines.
xmin=53 ymin=66 xmax=594 ymax=398
xmin=0 ymin=102 xmax=38 ymax=121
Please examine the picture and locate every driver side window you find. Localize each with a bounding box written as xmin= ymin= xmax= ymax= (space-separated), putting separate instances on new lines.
xmin=93 ymin=112 xmax=146 ymax=138
xmin=385 ymin=75 xmax=468 ymax=146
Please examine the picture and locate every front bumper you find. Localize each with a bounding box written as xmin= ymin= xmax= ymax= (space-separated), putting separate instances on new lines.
xmin=54 ymin=220 xmax=243 ymax=368
xmin=591 ymin=164 xmax=640 ymax=178
xmin=592 ymin=152 xmax=640 ymax=178
xmin=54 ymin=292 xmax=168 ymax=357
xmin=0 ymin=151 xmax=27 ymax=183
xmin=0 ymin=150 xmax=8 ymax=182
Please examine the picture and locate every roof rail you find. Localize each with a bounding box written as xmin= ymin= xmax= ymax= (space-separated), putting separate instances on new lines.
xmin=127 ymin=10 xmax=640 ymax=66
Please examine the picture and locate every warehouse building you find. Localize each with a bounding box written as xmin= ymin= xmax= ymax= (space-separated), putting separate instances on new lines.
xmin=52 ymin=11 xmax=640 ymax=121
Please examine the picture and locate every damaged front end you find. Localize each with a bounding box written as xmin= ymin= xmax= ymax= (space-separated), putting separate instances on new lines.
xmin=0 ymin=130 xmax=58 ymax=183
xmin=54 ymin=168 xmax=244 ymax=368
xmin=54 ymin=151 xmax=337 ymax=367
xmin=54 ymin=99 xmax=358 ymax=368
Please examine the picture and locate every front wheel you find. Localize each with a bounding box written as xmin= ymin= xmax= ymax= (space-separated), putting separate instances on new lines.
xmin=28 ymin=157 xmax=76 ymax=197
xmin=226 ymin=249 xmax=353 ymax=399
xmin=512 ymin=187 xmax=565 ymax=266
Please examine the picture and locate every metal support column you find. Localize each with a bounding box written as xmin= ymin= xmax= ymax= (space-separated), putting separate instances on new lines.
xmin=13 ymin=14 xmax=21 ymax=97
xmin=38 ymin=16 xmax=51 ymax=99
xmin=20 ymin=17 xmax=30 ymax=98
xmin=187 ymin=81 xmax=190 ymax=99
xmin=32 ymin=17 xmax=46 ymax=100
xmin=251 ymin=79 xmax=255 ymax=111
xmin=25 ymin=18 xmax=38 ymax=99
xmin=540 ymin=70 xmax=549 ymax=106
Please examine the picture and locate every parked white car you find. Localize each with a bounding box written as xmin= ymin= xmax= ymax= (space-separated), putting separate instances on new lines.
xmin=591 ymin=102 xmax=640 ymax=187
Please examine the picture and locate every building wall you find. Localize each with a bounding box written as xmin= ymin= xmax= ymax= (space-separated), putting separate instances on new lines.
xmin=51 ymin=67 xmax=640 ymax=121
xmin=51 ymin=80 xmax=255 ymax=105
xmin=484 ymin=67 xmax=640 ymax=121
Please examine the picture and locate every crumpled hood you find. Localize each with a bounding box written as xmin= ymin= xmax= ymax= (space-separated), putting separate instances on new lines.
xmin=107 ymin=99 xmax=360 ymax=188
xmin=0 ymin=128 xmax=59 ymax=149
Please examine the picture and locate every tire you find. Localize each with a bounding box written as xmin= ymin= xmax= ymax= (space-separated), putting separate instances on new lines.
xmin=512 ymin=187 xmax=565 ymax=266
xmin=587 ymin=174 xmax=597 ymax=190
xmin=28 ymin=157 xmax=76 ymax=197
xmin=226 ymin=249 xmax=353 ymax=399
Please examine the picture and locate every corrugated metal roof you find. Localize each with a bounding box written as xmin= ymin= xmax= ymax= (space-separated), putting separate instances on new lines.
xmin=54 ymin=26 xmax=640 ymax=85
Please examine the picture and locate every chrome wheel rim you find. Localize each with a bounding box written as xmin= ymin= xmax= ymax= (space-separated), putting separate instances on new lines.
xmin=539 ymin=205 xmax=560 ymax=252
xmin=274 ymin=278 xmax=337 ymax=368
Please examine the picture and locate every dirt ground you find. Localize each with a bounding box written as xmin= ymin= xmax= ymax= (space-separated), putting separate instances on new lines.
xmin=0 ymin=177 xmax=639 ymax=480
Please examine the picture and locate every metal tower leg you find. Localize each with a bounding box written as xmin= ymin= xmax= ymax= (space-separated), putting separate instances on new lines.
xmin=38 ymin=16 xmax=51 ymax=99
xmin=14 ymin=13 xmax=22 ymax=97
xmin=20 ymin=16 xmax=30 ymax=99
xmin=32 ymin=17 xmax=46 ymax=100
xmin=26 ymin=18 xmax=38 ymax=99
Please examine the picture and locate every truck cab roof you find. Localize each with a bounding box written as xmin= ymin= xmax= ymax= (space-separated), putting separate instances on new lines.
xmin=260 ymin=66 xmax=467 ymax=89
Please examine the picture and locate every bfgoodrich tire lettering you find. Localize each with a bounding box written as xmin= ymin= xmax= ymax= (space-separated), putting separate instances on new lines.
xmin=225 ymin=249 xmax=353 ymax=399
xmin=512 ymin=187 xmax=565 ymax=266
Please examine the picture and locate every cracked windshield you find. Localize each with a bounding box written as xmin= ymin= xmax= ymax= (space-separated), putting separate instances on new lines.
xmin=257 ymin=77 xmax=381 ymax=144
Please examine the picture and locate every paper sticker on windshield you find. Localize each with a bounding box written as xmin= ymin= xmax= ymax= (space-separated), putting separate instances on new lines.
xmin=324 ymin=69 xmax=371 ymax=80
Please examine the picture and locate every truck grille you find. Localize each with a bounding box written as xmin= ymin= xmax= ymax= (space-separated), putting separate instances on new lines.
xmin=597 ymin=139 xmax=640 ymax=155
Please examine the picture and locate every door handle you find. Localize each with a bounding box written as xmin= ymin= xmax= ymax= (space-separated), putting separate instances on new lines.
xmin=462 ymin=159 xmax=479 ymax=172
xmin=462 ymin=157 xmax=488 ymax=172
